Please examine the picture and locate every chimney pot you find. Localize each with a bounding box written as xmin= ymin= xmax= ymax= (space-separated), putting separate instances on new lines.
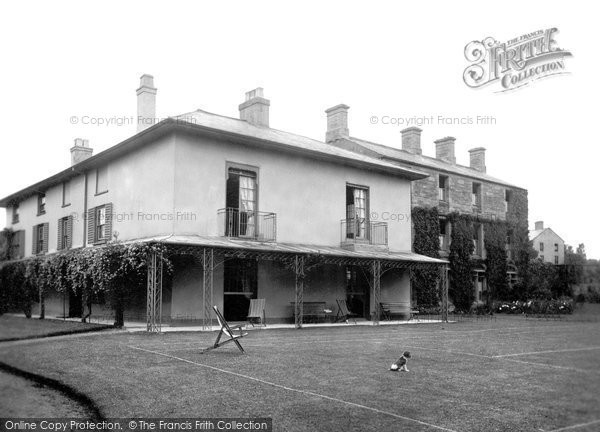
xmin=239 ymin=87 xmax=270 ymax=127
xmin=434 ymin=136 xmax=456 ymax=164
xmin=70 ymin=138 xmax=93 ymax=166
xmin=535 ymin=221 xmax=544 ymax=230
xmin=136 ymin=74 xmax=157 ymax=132
xmin=401 ymin=127 xmax=422 ymax=154
xmin=468 ymin=147 xmax=487 ymax=172
xmin=325 ymin=104 xmax=350 ymax=142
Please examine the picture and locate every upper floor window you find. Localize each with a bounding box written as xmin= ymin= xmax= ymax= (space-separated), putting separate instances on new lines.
xmin=88 ymin=203 xmax=113 ymax=245
xmin=62 ymin=181 xmax=71 ymax=206
xmin=225 ymin=167 xmax=258 ymax=238
xmin=12 ymin=204 xmax=19 ymax=224
xmin=438 ymin=175 xmax=449 ymax=202
xmin=472 ymin=183 xmax=482 ymax=209
xmin=540 ymin=242 xmax=544 ymax=252
xmin=37 ymin=193 xmax=46 ymax=215
xmin=58 ymin=216 xmax=72 ymax=250
xmin=96 ymin=206 xmax=107 ymax=241
xmin=33 ymin=223 xmax=48 ymax=255
xmin=504 ymin=190 xmax=512 ymax=213
xmin=554 ymin=243 xmax=559 ymax=252
xmin=346 ymin=184 xmax=369 ymax=240
xmin=439 ymin=218 xmax=450 ymax=250
xmin=96 ymin=166 xmax=108 ymax=195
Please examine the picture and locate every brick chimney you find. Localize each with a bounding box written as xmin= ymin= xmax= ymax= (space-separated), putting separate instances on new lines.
xmin=70 ymin=138 xmax=93 ymax=166
xmin=434 ymin=137 xmax=456 ymax=164
xmin=468 ymin=147 xmax=486 ymax=172
xmin=325 ymin=104 xmax=350 ymax=142
xmin=401 ymin=127 xmax=422 ymax=155
xmin=136 ymin=74 xmax=157 ymax=132
xmin=535 ymin=221 xmax=544 ymax=230
xmin=239 ymin=88 xmax=270 ymax=127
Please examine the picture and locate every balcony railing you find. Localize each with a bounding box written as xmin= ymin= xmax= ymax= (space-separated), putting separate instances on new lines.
xmin=341 ymin=218 xmax=388 ymax=246
xmin=217 ymin=208 xmax=277 ymax=242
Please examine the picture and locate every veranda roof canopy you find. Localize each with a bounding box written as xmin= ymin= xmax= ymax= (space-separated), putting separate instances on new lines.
xmin=133 ymin=234 xmax=448 ymax=267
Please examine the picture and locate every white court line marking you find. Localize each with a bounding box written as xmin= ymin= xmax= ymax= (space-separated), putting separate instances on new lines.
xmin=402 ymin=345 xmax=492 ymax=359
xmin=493 ymin=346 xmax=600 ymax=358
xmin=502 ymin=358 xmax=597 ymax=374
xmin=127 ymin=345 xmax=458 ymax=432
xmin=544 ymin=418 xmax=600 ymax=431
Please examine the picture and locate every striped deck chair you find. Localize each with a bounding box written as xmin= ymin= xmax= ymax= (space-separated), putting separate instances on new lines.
xmin=336 ymin=299 xmax=359 ymax=324
xmin=247 ymin=298 xmax=266 ymax=327
xmin=202 ymin=306 xmax=248 ymax=354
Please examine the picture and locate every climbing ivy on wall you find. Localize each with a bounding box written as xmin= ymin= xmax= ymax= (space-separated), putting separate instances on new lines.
xmin=483 ymin=221 xmax=509 ymax=301
xmin=411 ymin=207 xmax=440 ymax=307
xmin=448 ymin=213 xmax=475 ymax=311
xmin=0 ymin=228 xmax=14 ymax=262
xmin=0 ymin=242 xmax=172 ymax=326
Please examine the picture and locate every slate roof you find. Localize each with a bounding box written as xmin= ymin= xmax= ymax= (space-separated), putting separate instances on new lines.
xmin=346 ymin=136 xmax=522 ymax=189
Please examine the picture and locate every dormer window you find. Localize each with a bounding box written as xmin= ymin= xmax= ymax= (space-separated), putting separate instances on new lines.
xmin=505 ymin=190 xmax=512 ymax=213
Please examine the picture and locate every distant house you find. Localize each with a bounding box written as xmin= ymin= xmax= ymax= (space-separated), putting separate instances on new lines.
xmin=529 ymin=221 xmax=565 ymax=265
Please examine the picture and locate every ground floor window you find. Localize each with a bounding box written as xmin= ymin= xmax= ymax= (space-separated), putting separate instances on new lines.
xmin=473 ymin=270 xmax=486 ymax=303
xmin=223 ymin=258 xmax=258 ymax=321
xmin=345 ymin=266 xmax=370 ymax=319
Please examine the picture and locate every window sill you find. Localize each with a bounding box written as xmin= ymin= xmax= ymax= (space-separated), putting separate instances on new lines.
xmin=95 ymin=190 xmax=108 ymax=197
xmin=93 ymin=239 xmax=108 ymax=245
xmin=62 ymin=203 xmax=71 ymax=208
xmin=37 ymin=212 xmax=46 ymax=216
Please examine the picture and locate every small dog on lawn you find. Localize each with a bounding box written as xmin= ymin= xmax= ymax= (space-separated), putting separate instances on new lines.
xmin=390 ymin=351 xmax=411 ymax=372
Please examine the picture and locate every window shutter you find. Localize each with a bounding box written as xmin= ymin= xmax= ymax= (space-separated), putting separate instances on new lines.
xmin=32 ymin=225 xmax=38 ymax=254
xmin=57 ymin=218 xmax=64 ymax=250
xmin=105 ymin=203 xmax=113 ymax=242
xmin=43 ymin=223 xmax=49 ymax=253
xmin=67 ymin=215 xmax=73 ymax=249
xmin=87 ymin=207 xmax=96 ymax=244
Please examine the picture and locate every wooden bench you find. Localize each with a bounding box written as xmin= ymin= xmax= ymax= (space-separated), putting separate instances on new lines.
xmin=290 ymin=301 xmax=329 ymax=323
xmin=379 ymin=302 xmax=419 ymax=321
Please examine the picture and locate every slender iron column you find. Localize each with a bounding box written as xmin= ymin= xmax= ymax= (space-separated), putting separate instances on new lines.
xmin=202 ymin=248 xmax=214 ymax=330
xmin=372 ymin=260 xmax=381 ymax=325
xmin=294 ymin=255 xmax=305 ymax=329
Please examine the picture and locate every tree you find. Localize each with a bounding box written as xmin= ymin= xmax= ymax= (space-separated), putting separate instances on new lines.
xmin=565 ymin=244 xmax=586 ymax=286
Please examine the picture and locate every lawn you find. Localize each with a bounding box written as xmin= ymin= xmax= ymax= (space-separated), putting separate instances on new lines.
xmin=0 ymin=316 xmax=599 ymax=431
xmin=0 ymin=315 xmax=112 ymax=341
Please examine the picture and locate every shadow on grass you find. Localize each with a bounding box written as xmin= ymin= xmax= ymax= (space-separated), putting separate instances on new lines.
xmin=0 ymin=361 xmax=104 ymax=420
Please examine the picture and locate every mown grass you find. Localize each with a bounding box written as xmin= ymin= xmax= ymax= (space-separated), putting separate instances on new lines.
xmin=0 ymin=315 xmax=112 ymax=341
xmin=0 ymin=316 xmax=599 ymax=431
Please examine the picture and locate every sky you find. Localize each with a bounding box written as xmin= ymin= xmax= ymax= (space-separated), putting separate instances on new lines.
xmin=0 ymin=1 xmax=598 ymax=258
